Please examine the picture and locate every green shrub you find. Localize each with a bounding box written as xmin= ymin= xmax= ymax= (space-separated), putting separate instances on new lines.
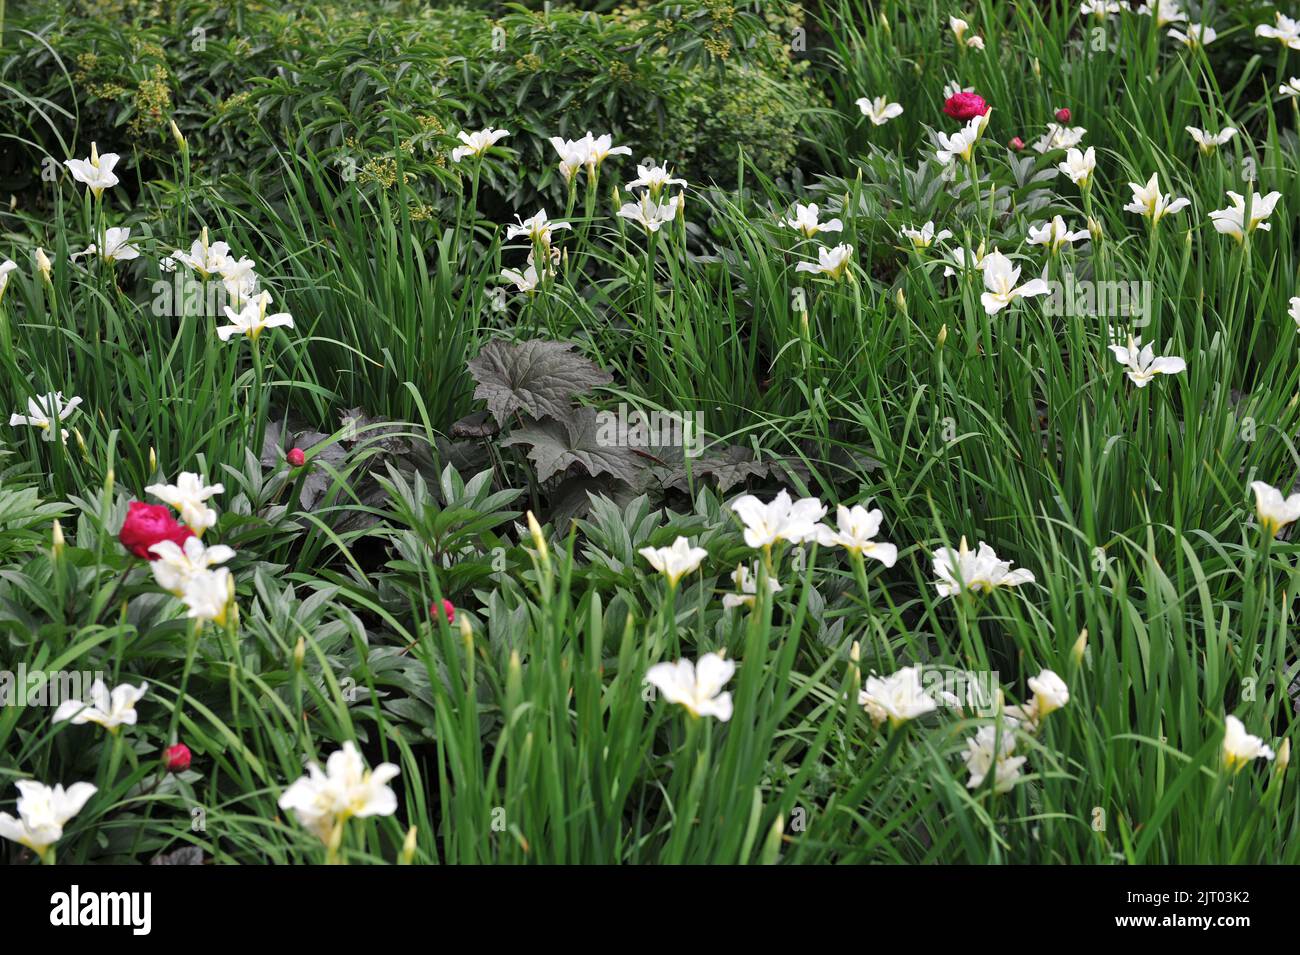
xmin=661 ymin=59 xmax=819 ymax=188
xmin=1 ymin=0 xmax=822 ymax=220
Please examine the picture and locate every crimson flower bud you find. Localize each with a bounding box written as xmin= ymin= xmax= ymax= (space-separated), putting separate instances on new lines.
xmin=164 ymin=743 xmax=192 ymax=773
xmin=119 ymin=501 xmax=193 ymax=560
xmin=430 ymin=598 xmax=455 ymax=625
xmin=943 ymin=91 xmax=989 ymax=121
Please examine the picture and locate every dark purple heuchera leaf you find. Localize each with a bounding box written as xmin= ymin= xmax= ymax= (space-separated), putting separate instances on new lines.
xmin=151 ymin=846 xmax=204 ymax=865
xmin=468 ymin=339 xmax=613 ymax=429
xmin=450 ymin=410 xmax=500 ymax=439
xmin=501 ymin=409 xmax=642 ymax=484
xmin=648 ymin=444 xmax=817 ymax=493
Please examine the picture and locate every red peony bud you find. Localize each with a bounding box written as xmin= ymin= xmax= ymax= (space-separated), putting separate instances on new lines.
xmin=430 ymin=598 xmax=455 ymax=625
xmin=164 ymin=743 xmax=192 ymax=773
xmin=119 ymin=501 xmax=194 ymax=560
xmin=287 ymin=447 xmax=306 ymax=468
xmin=943 ymin=91 xmax=990 ymax=121
xmin=1055 ymin=107 xmax=1071 ymax=124
xmin=1008 ymin=136 xmax=1026 ymax=151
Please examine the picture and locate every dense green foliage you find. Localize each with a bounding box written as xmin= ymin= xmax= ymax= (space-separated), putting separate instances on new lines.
xmin=0 ymin=0 xmax=1297 ymax=864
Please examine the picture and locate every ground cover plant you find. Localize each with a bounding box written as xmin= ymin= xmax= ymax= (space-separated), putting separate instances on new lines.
xmin=0 ymin=0 xmax=1298 ymax=866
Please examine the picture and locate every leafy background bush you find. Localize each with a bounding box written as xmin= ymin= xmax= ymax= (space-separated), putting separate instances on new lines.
xmin=3 ymin=0 xmax=821 ymax=216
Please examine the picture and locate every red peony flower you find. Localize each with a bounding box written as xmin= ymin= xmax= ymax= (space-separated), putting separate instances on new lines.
xmin=119 ymin=501 xmax=193 ymax=560
xmin=287 ymin=447 xmax=306 ymax=468
xmin=943 ymin=92 xmax=990 ymax=121
xmin=1008 ymin=136 xmax=1026 ymax=151
xmin=164 ymin=743 xmax=192 ymax=773
xmin=430 ymin=598 xmax=455 ymax=625
xmin=1055 ymin=107 xmax=1072 ymax=124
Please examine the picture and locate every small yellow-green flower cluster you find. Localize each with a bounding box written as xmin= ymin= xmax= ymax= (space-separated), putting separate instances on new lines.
xmin=129 ymin=63 xmax=173 ymax=138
